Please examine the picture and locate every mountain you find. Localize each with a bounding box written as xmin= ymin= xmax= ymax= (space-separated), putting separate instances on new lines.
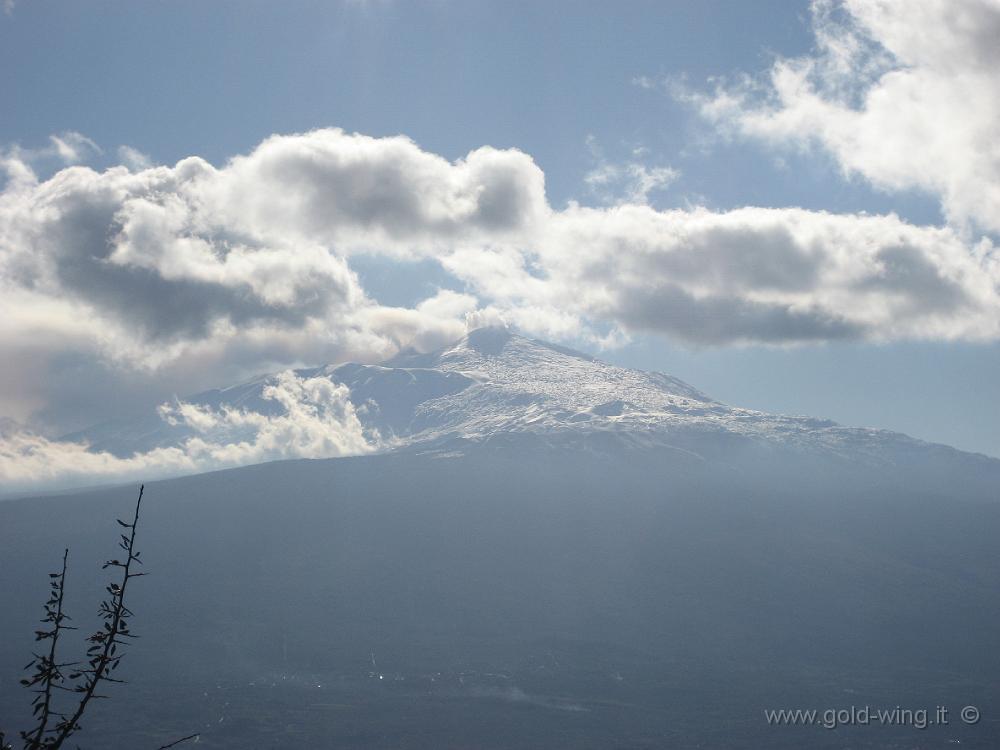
xmin=64 ymin=326 xmax=1000 ymax=496
xmin=2 ymin=328 xmax=999 ymax=748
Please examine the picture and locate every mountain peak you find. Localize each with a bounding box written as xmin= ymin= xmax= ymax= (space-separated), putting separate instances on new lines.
xmin=460 ymin=325 xmax=515 ymax=356
xmin=387 ymin=326 xmax=595 ymax=370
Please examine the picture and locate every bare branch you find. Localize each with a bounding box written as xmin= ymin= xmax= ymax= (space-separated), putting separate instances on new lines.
xmin=19 ymin=548 xmax=71 ymax=750
xmin=48 ymin=485 xmax=145 ymax=749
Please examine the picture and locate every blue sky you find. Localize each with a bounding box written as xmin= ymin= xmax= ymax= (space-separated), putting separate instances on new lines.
xmin=2 ymin=0 xmax=999 ymax=460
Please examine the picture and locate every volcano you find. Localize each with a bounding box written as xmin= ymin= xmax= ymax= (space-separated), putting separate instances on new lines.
xmin=2 ymin=328 xmax=999 ymax=748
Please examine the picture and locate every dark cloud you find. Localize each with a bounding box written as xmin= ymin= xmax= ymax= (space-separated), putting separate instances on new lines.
xmin=613 ymin=283 xmax=863 ymax=345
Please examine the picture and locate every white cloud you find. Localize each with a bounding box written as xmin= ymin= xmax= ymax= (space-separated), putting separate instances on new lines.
xmin=443 ymin=205 xmax=1000 ymax=346
xmin=585 ymin=162 xmax=678 ymax=206
xmin=1 ymin=124 xmax=999 ymax=455
xmin=0 ymin=371 xmax=375 ymax=493
xmin=48 ymin=132 xmax=102 ymax=165
xmin=681 ymin=0 xmax=1000 ymax=233
xmin=0 ymin=132 xmax=102 ymax=176
xmin=583 ymin=136 xmax=678 ymax=206
xmin=191 ymin=129 xmax=547 ymax=257
xmin=117 ymin=145 xmax=153 ymax=171
xmin=0 ymin=130 xmax=520 ymax=434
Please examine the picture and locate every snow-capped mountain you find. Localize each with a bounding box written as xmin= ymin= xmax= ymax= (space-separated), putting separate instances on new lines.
xmin=64 ymin=326 xmax=999 ymax=494
xmin=5 ymin=329 xmax=1000 ymax=748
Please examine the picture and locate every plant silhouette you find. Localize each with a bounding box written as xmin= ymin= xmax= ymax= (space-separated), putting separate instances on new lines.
xmin=1 ymin=486 xmax=197 ymax=750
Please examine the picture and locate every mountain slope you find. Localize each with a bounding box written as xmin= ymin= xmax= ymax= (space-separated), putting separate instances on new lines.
xmin=2 ymin=448 xmax=999 ymax=749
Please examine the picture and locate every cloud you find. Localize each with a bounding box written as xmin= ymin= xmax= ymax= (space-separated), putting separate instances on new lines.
xmin=193 ymin=129 xmax=547 ymax=255
xmin=48 ymin=132 xmax=102 ymax=165
xmin=0 ymin=133 xmax=102 ymax=180
xmin=0 ymin=130 xmax=518 ymax=434
xmin=583 ymin=137 xmax=679 ymax=206
xmin=449 ymin=205 xmax=1000 ymax=345
xmin=680 ymin=0 xmax=1000 ymax=234
xmin=1 ymin=125 xmax=999 ymax=458
xmin=118 ymin=145 xmax=153 ymax=171
xmin=0 ymin=371 xmax=375 ymax=493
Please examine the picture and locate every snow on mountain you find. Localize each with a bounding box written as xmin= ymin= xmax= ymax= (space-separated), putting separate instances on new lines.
xmin=63 ymin=326 xmax=999 ymax=486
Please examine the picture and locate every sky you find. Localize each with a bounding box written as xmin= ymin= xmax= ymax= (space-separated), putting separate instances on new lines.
xmin=1 ymin=0 xmax=999 ymax=488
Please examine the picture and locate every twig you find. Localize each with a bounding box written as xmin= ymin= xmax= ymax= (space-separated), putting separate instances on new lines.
xmin=48 ymin=485 xmax=145 ymax=749
xmin=155 ymin=733 xmax=200 ymax=749
xmin=20 ymin=547 xmax=76 ymax=749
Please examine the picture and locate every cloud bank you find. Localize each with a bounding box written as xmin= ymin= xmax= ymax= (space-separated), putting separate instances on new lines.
xmin=489 ymin=205 xmax=998 ymax=345
xmin=1 ymin=125 xmax=998 ymax=434
xmin=4 ymin=127 xmax=995 ymax=356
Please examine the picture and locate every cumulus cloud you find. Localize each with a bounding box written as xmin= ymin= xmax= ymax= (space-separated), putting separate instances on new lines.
xmin=446 ymin=205 xmax=1000 ymax=345
xmin=0 ymin=371 xmax=374 ymax=493
xmin=0 ymin=130 xmax=518 ymax=434
xmin=681 ymin=0 xmax=1000 ymax=234
xmin=192 ymin=129 xmax=547 ymax=256
xmin=2 ymin=124 xmax=999 ymax=470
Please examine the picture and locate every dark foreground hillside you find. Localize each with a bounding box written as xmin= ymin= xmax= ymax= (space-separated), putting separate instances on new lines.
xmin=2 ymin=443 xmax=999 ymax=748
